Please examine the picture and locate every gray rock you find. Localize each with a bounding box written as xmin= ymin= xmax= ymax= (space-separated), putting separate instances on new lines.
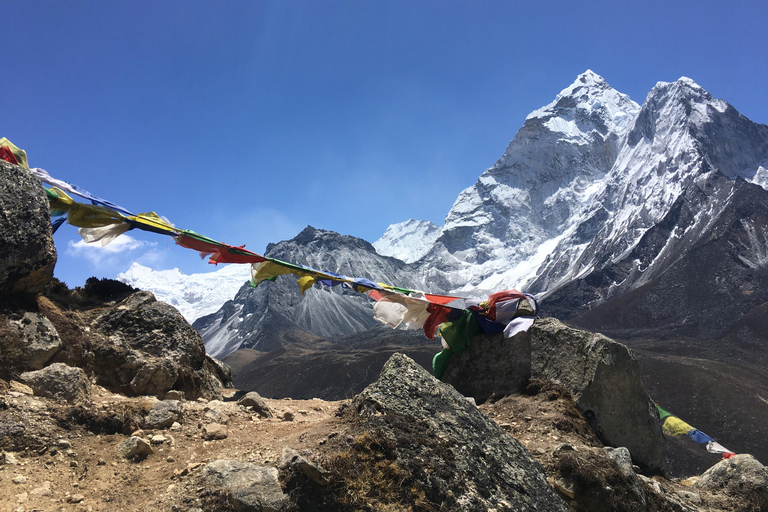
xmin=605 ymin=446 xmax=646 ymax=506
xmin=143 ymin=400 xmax=182 ymax=429
xmin=282 ymin=446 xmax=329 ymax=485
xmin=19 ymin=363 xmax=91 ymax=403
xmin=10 ymin=312 xmax=62 ymax=369
xmin=91 ymin=291 xmax=223 ymax=400
xmin=206 ymin=354 xmax=234 ymax=388
xmin=205 ymin=407 xmax=230 ymax=424
xmin=441 ymin=330 xmax=531 ymax=402
xmin=0 ymin=160 xmax=56 ymax=295
xmin=116 ymin=436 xmax=153 ymax=460
xmin=237 ymin=392 xmax=273 ymax=418
xmin=530 ymin=318 xmax=666 ymax=470
xmin=201 ymin=460 xmax=289 ymax=512
xmin=696 ymin=454 xmax=768 ymax=506
xmin=349 ymin=353 xmax=569 ymax=511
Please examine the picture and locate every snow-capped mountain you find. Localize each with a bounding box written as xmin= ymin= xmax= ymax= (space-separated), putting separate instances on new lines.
xmin=116 ymin=262 xmax=251 ymax=323
xmin=193 ymin=226 xmax=422 ymax=358
xmin=414 ymin=70 xmax=641 ymax=295
xmin=372 ymin=219 xmax=441 ymax=263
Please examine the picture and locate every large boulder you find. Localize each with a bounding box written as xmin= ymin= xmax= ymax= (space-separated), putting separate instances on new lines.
xmin=201 ymin=460 xmax=289 ymax=512
xmin=695 ymin=454 xmax=768 ymax=507
xmin=19 ymin=362 xmax=92 ymax=403
xmin=348 ymin=353 xmax=569 ymax=511
xmin=530 ymin=318 xmax=666 ymax=470
xmin=9 ymin=312 xmax=62 ymax=369
xmin=89 ymin=291 xmax=226 ymax=400
xmin=0 ymin=159 xmax=56 ymax=295
xmin=441 ymin=330 xmax=531 ymax=402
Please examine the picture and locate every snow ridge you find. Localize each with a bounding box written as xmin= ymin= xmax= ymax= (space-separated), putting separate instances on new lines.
xmin=117 ymin=262 xmax=251 ymax=323
xmin=372 ymin=219 xmax=441 ymax=263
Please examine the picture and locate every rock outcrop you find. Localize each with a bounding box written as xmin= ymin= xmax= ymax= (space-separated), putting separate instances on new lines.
xmin=89 ymin=291 xmax=228 ymax=399
xmin=347 ymin=353 xmax=569 ymax=511
xmin=440 ymin=317 xmax=666 ymax=471
xmin=530 ymin=318 xmax=666 ymax=470
xmin=441 ymin=330 xmax=531 ymax=401
xmin=200 ymin=460 xmax=289 ymax=512
xmin=0 ymin=156 xmax=232 ymax=402
xmin=0 ymin=160 xmax=56 ymax=296
xmin=696 ymin=454 xmax=768 ymax=508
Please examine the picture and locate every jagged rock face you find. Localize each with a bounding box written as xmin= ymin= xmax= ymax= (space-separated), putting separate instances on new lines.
xmin=564 ymin=177 xmax=768 ymax=340
xmin=529 ymin=318 xmax=666 ymax=471
xmin=196 ymin=226 xmax=422 ymax=357
xmin=348 ymin=353 xmax=569 ymax=511
xmin=0 ymin=160 xmax=56 ymax=295
xmin=525 ymin=78 xmax=768 ymax=309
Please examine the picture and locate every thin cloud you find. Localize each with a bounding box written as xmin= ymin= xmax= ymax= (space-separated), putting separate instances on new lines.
xmin=66 ymin=234 xmax=158 ymax=269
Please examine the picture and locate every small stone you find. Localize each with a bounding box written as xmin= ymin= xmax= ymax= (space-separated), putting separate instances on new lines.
xmin=151 ymin=435 xmax=167 ymax=445
xmin=204 ymin=409 xmax=230 ymax=424
xmin=30 ymin=482 xmax=52 ymax=496
xmin=9 ymin=381 xmax=33 ymax=395
xmin=170 ymin=422 xmax=182 ymax=431
xmin=57 ymin=439 xmax=72 ymax=449
xmin=131 ymin=429 xmax=146 ymax=438
xmin=67 ymin=493 xmax=85 ymax=503
xmin=116 ymin=436 xmax=153 ymax=460
xmin=237 ymin=392 xmax=273 ymax=418
xmin=12 ymin=475 xmax=27 ymax=484
xmin=97 ymin=458 xmax=106 ymax=466
xmin=164 ymin=390 xmax=185 ymax=401
xmin=282 ymin=412 xmax=295 ymax=422
xmin=166 ymin=455 xmax=175 ymax=463
xmin=202 ymin=423 xmax=228 ymax=441
xmin=3 ymin=452 xmax=19 ymax=465
xmin=70 ymin=460 xmax=79 ymax=468
xmin=553 ymin=479 xmax=575 ymax=499
xmin=553 ymin=443 xmax=575 ymax=456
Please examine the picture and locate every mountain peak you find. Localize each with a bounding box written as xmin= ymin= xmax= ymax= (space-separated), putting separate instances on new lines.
xmin=577 ymin=69 xmax=606 ymax=84
xmin=525 ymin=71 xmax=638 ymax=134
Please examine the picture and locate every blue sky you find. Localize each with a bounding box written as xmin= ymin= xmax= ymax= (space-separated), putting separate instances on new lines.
xmin=3 ymin=1 xmax=766 ymax=287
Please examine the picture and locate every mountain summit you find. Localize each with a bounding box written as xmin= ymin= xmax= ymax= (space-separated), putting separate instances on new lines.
xmin=415 ymin=70 xmax=640 ymax=295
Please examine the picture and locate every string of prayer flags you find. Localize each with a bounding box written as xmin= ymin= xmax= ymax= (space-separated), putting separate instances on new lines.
xmin=44 ymin=186 xmax=176 ymax=245
xmin=31 ymin=166 xmax=136 ymax=217
xmin=656 ymin=404 xmax=735 ymax=459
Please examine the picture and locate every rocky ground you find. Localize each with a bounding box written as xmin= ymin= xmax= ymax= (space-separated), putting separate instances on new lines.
xmin=1 ymin=381 xmax=346 ymax=512
xmin=1 ymin=375 xmax=761 ymax=512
